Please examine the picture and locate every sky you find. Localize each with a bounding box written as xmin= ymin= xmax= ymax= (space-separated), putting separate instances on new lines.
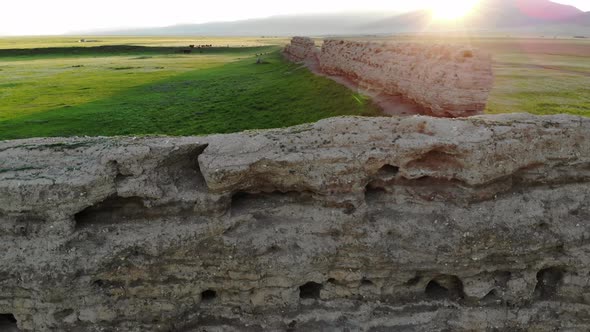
xmin=1 ymin=0 xmax=589 ymax=36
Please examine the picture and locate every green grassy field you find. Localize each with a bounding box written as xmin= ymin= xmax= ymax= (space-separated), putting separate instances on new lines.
xmin=486 ymin=52 xmax=590 ymax=116
xmin=0 ymin=36 xmax=289 ymax=49
xmin=474 ymin=38 xmax=590 ymax=116
xmin=0 ymin=37 xmax=378 ymax=140
xmin=0 ymin=36 xmax=588 ymax=140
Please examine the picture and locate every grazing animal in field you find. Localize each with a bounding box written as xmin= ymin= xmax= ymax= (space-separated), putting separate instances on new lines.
xmin=189 ymin=45 xmax=195 ymax=48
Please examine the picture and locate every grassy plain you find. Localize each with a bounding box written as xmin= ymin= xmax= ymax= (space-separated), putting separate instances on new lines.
xmin=475 ymin=38 xmax=590 ymax=116
xmin=0 ymin=36 xmax=289 ymax=49
xmin=0 ymin=37 xmax=377 ymax=140
xmin=0 ymin=36 xmax=588 ymax=140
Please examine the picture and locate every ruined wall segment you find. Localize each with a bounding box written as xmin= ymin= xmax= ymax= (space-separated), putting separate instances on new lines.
xmin=319 ymin=40 xmax=493 ymax=117
xmin=282 ymin=36 xmax=319 ymax=63
xmin=283 ymin=38 xmax=494 ymax=117
xmin=0 ymin=114 xmax=589 ymax=331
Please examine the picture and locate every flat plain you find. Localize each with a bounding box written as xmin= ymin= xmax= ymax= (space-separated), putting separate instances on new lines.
xmin=476 ymin=37 xmax=590 ymax=116
xmin=0 ymin=36 xmax=382 ymax=140
xmin=0 ymin=35 xmax=588 ymax=140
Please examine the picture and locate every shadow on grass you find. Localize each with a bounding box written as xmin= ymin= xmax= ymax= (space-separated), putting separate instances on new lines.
xmin=0 ymin=51 xmax=382 ymax=140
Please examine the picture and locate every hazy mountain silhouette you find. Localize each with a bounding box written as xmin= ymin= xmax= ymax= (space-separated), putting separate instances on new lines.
xmin=80 ymin=13 xmax=394 ymax=36
xmin=85 ymin=0 xmax=589 ymax=36
xmin=364 ymin=0 xmax=589 ymax=33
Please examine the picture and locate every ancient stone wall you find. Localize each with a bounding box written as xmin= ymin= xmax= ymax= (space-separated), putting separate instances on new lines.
xmin=283 ymin=38 xmax=494 ymax=117
xmin=282 ymin=36 xmax=318 ymax=63
xmin=0 ymin=114 xmax=589 ymax=331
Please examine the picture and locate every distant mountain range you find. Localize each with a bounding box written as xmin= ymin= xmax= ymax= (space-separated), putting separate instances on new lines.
xmin=83 ymin=0 xmax=590 ymax=36
xmin=79 ymin=13 xmax=393 ymax=37
xmin=365 ymin=0 xmax=590 ymax=34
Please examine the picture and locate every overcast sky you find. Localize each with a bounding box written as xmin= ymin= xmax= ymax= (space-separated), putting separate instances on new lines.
xmin=1 ymin=0 xmax=588 ymax=36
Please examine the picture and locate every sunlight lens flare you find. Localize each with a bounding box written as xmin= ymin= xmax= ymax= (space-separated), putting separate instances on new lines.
xmin=430 ymin=0 xmax=480 ymax=21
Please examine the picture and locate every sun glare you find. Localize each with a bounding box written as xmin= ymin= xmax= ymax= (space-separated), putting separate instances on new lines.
xmin=430 ymin=0 xmax=480 ymax=21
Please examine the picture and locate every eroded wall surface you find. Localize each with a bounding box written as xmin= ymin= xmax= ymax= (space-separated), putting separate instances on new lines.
xmin=282 ymin=36 xmax=318 ymax=63
xmin=283 ymin=37 xmax=494 ymax=117
xmin=0 ymin=114 xmax=589 ymax=331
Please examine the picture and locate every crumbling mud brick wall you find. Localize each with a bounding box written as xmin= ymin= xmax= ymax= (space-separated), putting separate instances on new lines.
xmin=0 ymin=114 xmax=589 ymax=331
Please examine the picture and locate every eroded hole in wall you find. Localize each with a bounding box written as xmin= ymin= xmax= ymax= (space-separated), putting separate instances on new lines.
xmin=376 ymin=164 xmax=399 ymax=179
xmin=201 ymin=289 xmax=217 ymax=303
xmin=92 ymin=279 xmax=105 ymax=288
xmin=91 ymin=279 xmax=124 ymax=291
xmin=364 ymin=184 xmax=388 ymax=202
xmin=287 ymin=320 xmax=298 ymax=331
xmin=266 ymin=244 xmax=280 ymax=253
xmin=160 ymin=144 xmax=209 ymax=192
xmin=480 ymin=289 xmax=502 ymax=305
xmin=425 ymin=281 xmax=448 ymax=299
xmin=74 ymin=195 xmax=194 ymax=229
xmin=108 ymin=160 xmax=131 ymax=183
xmin=534 ymin=267 xmax=565 ymax=300
xmin=110 ymin=144 xmax=208 ymax=192
xmin=230 ymin=192 xmax=254 ymax=211
xmin=75 ymin=196 xmax=147 ymax=229
xmin=0 ymin=314 xmax=19 ymax=332
xmin=365 ymin=164 xmax=400 ymax=200
xmin=425 ymin=275 xmax=465 ymax=301
xmin=493 ymin=271 xmax=512 ymax=288
xmin=342 ymin=202 xmax=356 ymax=215
xmin=406 ymin=149 xmax=463 ymax=173
xmin=361 ymin=278 xmax=374 ymax=286
xmin=299 ymin=282 xmax=322 ymax=299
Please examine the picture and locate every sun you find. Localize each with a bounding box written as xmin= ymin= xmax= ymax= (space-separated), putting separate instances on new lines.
xmin=429 ymin=0 xmax=480 ymax=21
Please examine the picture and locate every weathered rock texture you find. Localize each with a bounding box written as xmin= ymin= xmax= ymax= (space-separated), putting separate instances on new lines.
xmin=283 ymin=38 xmax=494 ymax=117
xmin=1 ymin=113 xmax=589 ymax=331
xmin=282 ymin=36 xmax=319 ymax=63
